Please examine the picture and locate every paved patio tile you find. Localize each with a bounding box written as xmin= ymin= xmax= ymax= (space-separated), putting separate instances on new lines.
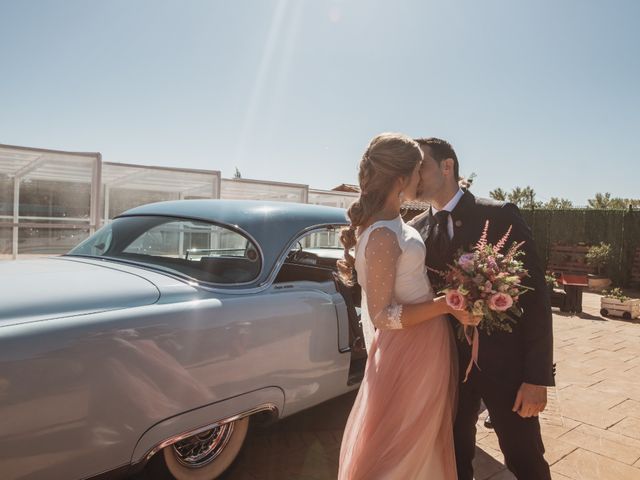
xmin=484 ymin=468 xmax=516 ymax=479
xmin=559 ymin=423 xmax=640 ymax=464
xmin=552 ymin=448 xmax=640 ymax=480
xmin=472 ymin=446 xmax=507 ymax=480
xmin=539 ymin=415 xmax=580 ymax=439
xmin=591 ymin=379 xmax=640 ymax=402
xmin=550 ymin=473 xmax=573 ymax=480
xmin=558 ymin=400 xmax=626 ymax=429
xmin=558 ymin=384 xmax=626 ymax=409
xmin=609 ymin=415 xmax=640 ymax=442
xmin=538 ymin=436 xmax=578 ymax=466
xmin=610 ymin=399 xmax=640 ymax=419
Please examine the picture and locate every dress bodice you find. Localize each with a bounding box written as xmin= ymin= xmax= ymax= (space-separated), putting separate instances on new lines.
xmin=354 ymin=215 xmax=433 ymax=351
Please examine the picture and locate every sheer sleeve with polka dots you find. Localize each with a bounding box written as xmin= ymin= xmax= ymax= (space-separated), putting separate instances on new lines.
xmin=364 ymin=226 xmax=405 ymax=330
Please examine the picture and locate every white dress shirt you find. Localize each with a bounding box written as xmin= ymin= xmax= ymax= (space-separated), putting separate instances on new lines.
xmin=431 ymin=188 xmax=465 ymax=239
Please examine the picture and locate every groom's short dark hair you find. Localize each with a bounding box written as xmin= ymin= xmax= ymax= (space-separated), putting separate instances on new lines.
xmin=415 ymin=137 xmax=460 ymax=181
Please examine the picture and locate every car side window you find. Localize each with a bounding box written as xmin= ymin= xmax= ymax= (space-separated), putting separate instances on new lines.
xmin=69 ymin=217 xmax=261 ymax=285
xmin=276 ymin=227 xmax=344 ymax=284
xmin=123 ymin=220 xmax=249 ymax=259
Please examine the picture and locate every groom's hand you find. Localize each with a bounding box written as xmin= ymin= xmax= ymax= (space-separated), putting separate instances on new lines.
xmin=512 ymin=383 xmax=547 ymax=418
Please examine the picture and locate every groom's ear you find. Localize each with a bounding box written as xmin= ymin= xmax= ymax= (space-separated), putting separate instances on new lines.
xmin=441 ymin=158 xmax=455 ymax=178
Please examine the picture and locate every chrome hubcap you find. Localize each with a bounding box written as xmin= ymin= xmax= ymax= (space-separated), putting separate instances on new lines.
xmin=172 ymin=422 xmax=235 ymax=468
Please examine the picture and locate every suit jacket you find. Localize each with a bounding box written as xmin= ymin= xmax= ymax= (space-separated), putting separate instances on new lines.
xmin=408 ymin=191 xmax=555 ymax=387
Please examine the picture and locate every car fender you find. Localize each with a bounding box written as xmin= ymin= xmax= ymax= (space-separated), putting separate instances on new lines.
xmin=131 ymin=386 xmax=284 ymax=465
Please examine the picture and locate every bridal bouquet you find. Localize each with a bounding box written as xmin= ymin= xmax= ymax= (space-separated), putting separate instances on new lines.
xmin=441 ymin=221 xmax=533 ymax=338
xmin=439 ymin=221 xmax=532 ymax=381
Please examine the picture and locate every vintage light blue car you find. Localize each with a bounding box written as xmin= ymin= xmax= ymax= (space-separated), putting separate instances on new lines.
xmin=0 ymin=200 xmax=366 ymax=480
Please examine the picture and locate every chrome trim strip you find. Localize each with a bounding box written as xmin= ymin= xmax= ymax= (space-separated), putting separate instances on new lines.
xmin=140 ymin=403 xmax=279 ymax=464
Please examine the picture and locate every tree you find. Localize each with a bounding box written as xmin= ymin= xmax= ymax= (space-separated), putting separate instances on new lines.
xmin=588 ymin=192 xmax=640 ymax=210
xmin=588 ymin=192 xmax=613 ymax=209
xmin=490 ymin=186 xmax=582 ymax=209
xmin=507 ymin=186 xmax=524 ymax=205
xmin=544 ymin=197 xmax=574 ymax=209
xmin=508 ymin=186 xmax=540 ymax=209
xmin=234 ymin=167 xmax=242 ymax=179
xmin=489 ymin=186 xmax=541 ymax=209
xmin=489 ymin=188 xmax=507 ymax=201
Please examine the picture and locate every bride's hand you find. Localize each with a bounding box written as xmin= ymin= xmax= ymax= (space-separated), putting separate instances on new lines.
xmin=433 ymin=297 xmax=481 ymax=326
xmin=451 ymin=309 xmax=482 ymax=327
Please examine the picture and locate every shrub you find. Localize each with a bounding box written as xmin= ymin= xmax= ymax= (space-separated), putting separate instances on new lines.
xmin=586 ymin=242 xmax=612 ymax=276
xmin=603 ymin=287 xmax=630 ymax=302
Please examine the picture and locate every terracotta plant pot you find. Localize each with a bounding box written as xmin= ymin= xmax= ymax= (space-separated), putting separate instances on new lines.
xmin=588 ymin=275 xmax=612 ymax=292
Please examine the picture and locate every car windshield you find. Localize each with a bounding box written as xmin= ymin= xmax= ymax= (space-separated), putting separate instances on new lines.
xmin=67 ymin=216 xmax=261 ymax=285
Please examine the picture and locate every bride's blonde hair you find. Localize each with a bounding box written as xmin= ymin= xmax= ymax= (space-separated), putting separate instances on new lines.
xmin=337 ymin=132 xmax=422 ymax=285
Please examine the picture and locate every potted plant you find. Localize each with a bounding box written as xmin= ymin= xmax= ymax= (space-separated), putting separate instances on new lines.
xmin=586 ymin=242 xmax=613 ymax=291
xmin=545 ymin=271 xmax=567 ymax=310
xmin=600 ymin=288 xmax=640 ymax=320
xmin=545 ymin=271 xmax=558 ymax=294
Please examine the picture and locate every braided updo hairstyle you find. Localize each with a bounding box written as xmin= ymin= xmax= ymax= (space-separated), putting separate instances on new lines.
xmin=337 ymin=132 xmax=423 ymax=285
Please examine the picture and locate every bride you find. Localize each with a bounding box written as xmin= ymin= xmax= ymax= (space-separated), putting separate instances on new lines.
xmin=337 ymin=133 xmax=479 ymax=479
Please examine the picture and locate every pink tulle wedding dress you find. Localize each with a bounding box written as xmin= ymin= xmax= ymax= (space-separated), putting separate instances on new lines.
xmin=338 ymin=216 xmax=458 ymax=480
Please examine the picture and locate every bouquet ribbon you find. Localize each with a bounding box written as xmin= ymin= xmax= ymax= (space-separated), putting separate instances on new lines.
xmin=463 ymin=326 xmax=481 ymax=383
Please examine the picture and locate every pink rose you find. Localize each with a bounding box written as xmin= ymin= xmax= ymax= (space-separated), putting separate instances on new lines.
xmin=488 ymin=292 xmax=514 ymax=312
xmin=484 ymin=280 xmax=493 ymax=293
xmin=446 ymin=290 xmax=467 ymax=311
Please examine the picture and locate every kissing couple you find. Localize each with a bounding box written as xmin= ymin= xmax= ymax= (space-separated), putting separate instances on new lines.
xmin=336 ymin=133 xmax=555 ymax=479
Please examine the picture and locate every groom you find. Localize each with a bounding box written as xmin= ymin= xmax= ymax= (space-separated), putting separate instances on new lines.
xmin=408 ymin=138 xmax=554 ymax=480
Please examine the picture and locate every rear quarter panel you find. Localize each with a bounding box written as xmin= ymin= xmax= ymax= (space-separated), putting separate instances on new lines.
xmin=0 ymin=283 xmax=351 ymax=479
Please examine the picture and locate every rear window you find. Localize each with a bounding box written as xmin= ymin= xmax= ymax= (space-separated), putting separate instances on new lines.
xmin=68 ymin=216 xmax=261 ymax=285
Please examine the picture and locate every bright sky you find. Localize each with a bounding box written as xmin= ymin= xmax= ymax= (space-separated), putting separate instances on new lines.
xmin=0 ymin=0 xmax=638 ymax=205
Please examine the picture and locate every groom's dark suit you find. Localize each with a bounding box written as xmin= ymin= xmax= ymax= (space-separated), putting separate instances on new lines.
xmin=408 ymin=190 xmax=554 ymax=480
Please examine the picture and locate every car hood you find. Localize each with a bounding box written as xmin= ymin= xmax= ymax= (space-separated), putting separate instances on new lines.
xmin=0 ymin=257 xmax=160 ymax=326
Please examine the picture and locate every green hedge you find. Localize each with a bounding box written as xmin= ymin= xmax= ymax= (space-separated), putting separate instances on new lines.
xmin=519 ymin=209 xmax=640 ymax=286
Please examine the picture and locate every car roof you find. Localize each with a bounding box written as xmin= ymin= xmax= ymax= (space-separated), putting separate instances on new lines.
xmin=117 ymin=199 xmax=350 ymax=287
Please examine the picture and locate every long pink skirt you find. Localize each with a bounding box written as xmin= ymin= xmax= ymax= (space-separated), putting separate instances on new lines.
xmin=338 ymin=316 xmax=458 ymax=480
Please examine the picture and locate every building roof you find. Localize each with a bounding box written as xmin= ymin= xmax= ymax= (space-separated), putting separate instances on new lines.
xmin=332 ymin=183 xmax=360 ymax=193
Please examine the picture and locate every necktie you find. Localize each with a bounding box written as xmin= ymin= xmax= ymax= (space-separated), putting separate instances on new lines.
xmin=425 ymin=210 xmax=451 ymax=287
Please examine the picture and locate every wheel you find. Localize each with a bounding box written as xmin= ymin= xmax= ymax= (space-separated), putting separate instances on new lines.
xmin=159 ymin=416 xmax=249 ymax=480
xmin=600 ymin=308 xmax=609 ymax=317
xmin=623 ymin=312 xmax=632 ymax=320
